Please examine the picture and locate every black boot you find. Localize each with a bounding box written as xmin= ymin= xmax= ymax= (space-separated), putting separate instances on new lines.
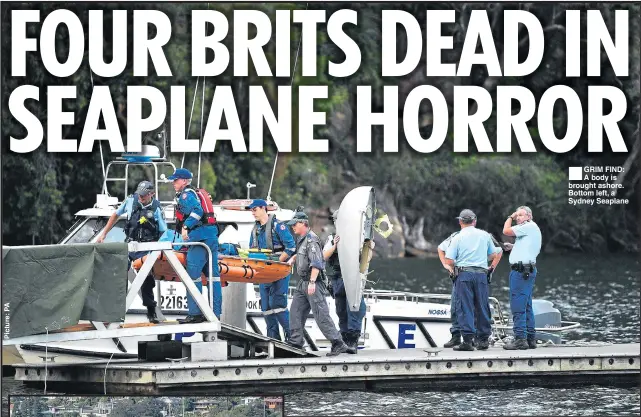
xmin=327 ymin=339 xmax=355 ymax=356
xmin=178 ymin=314 xmax=206 ymax=324
xmin=476 ymin=338 xmax=490 ymax=350
xmin=527 ymin=337 xmax=537 ymax=349
xmin=146 ymin=305 xmax=159 ymax=324
xmin=345 ymin=338 xmax=357 ymax=354
xmin=503 ymin=338 xmax=529 ymax=350
xmin=443 ymin=333 xmax=462 ymax=348
xmin=453 ymin=335 xmax=475 ymax=351
xmin=346 ymin=331 xmax=360 ymax=351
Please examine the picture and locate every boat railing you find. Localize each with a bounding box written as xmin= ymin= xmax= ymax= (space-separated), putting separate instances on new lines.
xmin=362 ymin=289 xmax=509 ymax=326
xmin=493 ymin=321 xmax=581 ymax=333
xmin=101 ymin=159 xmax=177 ymax=208
xmin=284 ymin=286 xmax=510 ymax=328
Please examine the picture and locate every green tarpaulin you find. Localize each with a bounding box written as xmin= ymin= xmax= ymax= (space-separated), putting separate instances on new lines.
xmin=2 ymin=242 xmax=128 ymax=339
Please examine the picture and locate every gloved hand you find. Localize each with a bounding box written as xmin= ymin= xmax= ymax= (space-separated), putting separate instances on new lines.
xmin=327 ymin=279 xmax=335 ymax=298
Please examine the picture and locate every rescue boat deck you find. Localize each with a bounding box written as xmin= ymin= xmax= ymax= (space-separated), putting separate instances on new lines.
xmin=13 ymin=343 xmax=640 ymax=395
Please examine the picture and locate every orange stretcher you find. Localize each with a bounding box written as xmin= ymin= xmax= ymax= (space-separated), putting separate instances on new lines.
xmin=131 ymin=251 xmax=291 ymax=284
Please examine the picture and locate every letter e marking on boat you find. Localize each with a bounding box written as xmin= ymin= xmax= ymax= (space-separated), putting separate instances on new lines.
xmin=398 ymin=323 xmax=416 ymax=348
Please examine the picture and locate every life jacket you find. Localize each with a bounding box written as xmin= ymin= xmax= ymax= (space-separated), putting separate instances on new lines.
xmin=175 ymin=186 xmax=217 ymax=227
xmin=250 ymin=214 xmax=284 ymax=252
xmin=324 ymin=235 xmax=342 ymax=279
xmin=124 ymin=195 xmax=161 ymax=242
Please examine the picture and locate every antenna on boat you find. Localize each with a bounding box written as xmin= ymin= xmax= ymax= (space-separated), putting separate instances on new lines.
xmin=197 ymin=66 xmax=207 ymax=188
xmin=196 ymin=3 xmax=212 ymax=188
xmin=181 ymin=76 xmax=201 ymax=169
xmin=160 ymin=122 xmax=168 ymax=160
xmin=181 ymin=2 xmax=210 ymax=189
xmin=89 ymin=70 xmax=107 ymax=184
xmin=266 ymin=3 xmax=308 ymax=202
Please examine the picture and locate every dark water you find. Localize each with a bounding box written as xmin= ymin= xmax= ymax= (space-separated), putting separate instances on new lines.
xmin=286 ymin=254 xmax=641 ymax=416
xmin=4 ymin=255 xmax=640 ymax=416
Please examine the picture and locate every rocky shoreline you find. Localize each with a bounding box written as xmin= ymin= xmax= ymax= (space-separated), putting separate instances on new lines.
xmin=303 ymin=189 xmax=445 ymax=259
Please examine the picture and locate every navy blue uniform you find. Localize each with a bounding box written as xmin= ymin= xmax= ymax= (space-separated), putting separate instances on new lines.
xmin=176 ymin=188 xmax=221 ymax=318
xmin=117 ymin=195 xmax=167 ymax=309
xmin=324 ymin=235 xmax=366 ymax=338
xmin=249 ymin=216 xmax=296 ymax=341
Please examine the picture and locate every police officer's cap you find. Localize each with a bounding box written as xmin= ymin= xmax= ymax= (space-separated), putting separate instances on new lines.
xmin=136 ymin=181 xmax=155 ymax=196
xmin=286 ymin=211 xmax=309 ymax=226
xmin=167 ymin=168 xmax=193 ymax=180
xmin=246 ymin=199 xmax=268 ymax=210
xmin=456 ymin=209 xmax=477 ymax=222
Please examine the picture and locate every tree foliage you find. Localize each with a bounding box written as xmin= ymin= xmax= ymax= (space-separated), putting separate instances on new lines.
xmin=110 ymin=397 xmax=165 ymax=417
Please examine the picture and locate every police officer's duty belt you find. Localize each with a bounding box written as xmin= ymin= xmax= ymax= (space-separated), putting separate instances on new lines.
xmin=458 ymin=266 xmax=488 ymax=274
xmin=511 ymin=262 xmax=536 ymax=272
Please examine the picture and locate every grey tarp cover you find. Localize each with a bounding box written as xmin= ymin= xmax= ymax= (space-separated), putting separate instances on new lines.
xmin=2 ymin=242 xmax=128 ymax=339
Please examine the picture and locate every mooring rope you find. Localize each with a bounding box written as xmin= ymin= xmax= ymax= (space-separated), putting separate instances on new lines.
xmin=44 ymin=327 xmax=49 ymax=394
xmin=103 ymin=352 xmax=115 ymax=395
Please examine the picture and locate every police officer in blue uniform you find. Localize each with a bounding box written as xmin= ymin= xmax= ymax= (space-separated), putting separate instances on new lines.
xmin=502 ymin=205 xmax=542 ymax=350
xmin=444 ymin=209 xmax=502 ymax=351
xmin=97 ymin=181 xmax=167 ymax=323
xmin=167 ymin=168 xmax=221 ymax=324
xmin=247 ymin=199 xmax=296 ymax=342
xmin=438 ymin=229 xmax=462 ymax=348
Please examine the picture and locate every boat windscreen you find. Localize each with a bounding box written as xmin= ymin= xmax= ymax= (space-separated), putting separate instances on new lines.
xmin=64 ymin=218 xmax=126 ymax=244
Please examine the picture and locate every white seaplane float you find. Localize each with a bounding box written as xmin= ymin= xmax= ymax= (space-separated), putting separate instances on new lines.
xmin=3 ymin=146 xmax=579 ymax=365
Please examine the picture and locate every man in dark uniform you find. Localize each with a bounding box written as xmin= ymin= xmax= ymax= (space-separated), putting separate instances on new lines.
xmin=287 ymin=211 xmax=356 ymax=356
xmin=323 ymin=211 xmax=374 ymax=351
xmin=97 ymin=180 xmax=167 ymax=323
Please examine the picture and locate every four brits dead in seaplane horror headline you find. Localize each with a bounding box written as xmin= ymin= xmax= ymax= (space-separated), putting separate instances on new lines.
xmin=7 ymin=8 xmax=632 ymax=154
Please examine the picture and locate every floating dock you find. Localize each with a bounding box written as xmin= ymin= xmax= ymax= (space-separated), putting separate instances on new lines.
xmin=13 ymin=343 xmax=640 ymax=395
